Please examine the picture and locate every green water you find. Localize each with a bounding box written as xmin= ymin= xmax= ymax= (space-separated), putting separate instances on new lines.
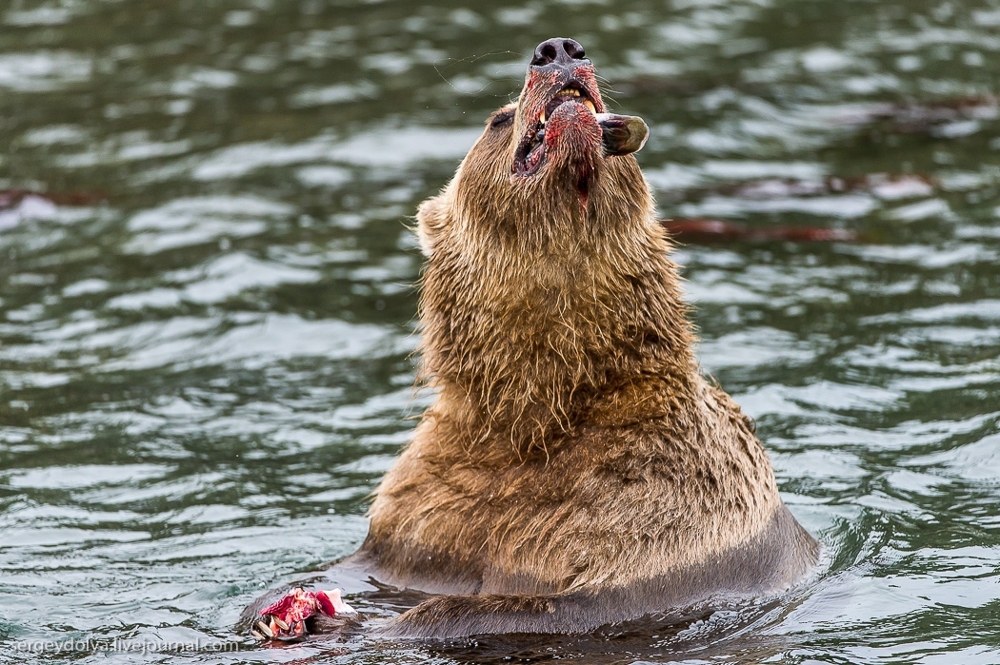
xmin=1 ymin=0 xmax=999 ymax=662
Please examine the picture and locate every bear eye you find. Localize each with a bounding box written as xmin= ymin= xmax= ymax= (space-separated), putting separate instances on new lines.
xmin=490 ymin=109 xmax=515 ymax=128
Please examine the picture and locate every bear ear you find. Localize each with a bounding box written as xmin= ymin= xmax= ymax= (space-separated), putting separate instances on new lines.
xmin=416 ymin=194 xmax=449 ymax=258
xmin=489 ymin=106 xmax=516 ymax=129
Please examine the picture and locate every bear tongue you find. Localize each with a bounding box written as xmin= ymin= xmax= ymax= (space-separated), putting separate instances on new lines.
xmin=595 ymin=113 xmax=649 ymax=156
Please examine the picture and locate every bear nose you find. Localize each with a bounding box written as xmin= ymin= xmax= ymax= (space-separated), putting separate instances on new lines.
xmin=530 ymin=38 xmax=588 ymax=67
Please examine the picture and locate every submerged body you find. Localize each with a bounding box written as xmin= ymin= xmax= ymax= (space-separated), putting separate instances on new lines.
xmin=243 ymin=38 xmax=817 ymax=640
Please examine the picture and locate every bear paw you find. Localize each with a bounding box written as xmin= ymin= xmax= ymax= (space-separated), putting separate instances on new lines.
xmin=251 ymin=587 xmax=356 ymax=643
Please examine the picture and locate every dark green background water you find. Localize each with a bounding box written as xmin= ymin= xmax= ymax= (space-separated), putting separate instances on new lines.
xmin=1 ymin=0 xmax=999 ymax=663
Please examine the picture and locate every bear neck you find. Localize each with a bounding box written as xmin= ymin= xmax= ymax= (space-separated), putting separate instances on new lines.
xmin=418 ymin=178 xmax=699 ymax=461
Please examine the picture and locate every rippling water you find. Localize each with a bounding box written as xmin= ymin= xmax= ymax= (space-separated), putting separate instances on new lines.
xmin=1 ymin=1 xmax=999 ymax=663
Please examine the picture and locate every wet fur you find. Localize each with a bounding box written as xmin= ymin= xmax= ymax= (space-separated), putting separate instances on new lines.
xmin=253 ymin=51 xmax=819 ymax=639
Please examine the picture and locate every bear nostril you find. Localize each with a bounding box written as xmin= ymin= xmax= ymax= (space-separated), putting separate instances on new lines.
xmin=564 ymin=40 xmax=585 ymax=60
xmin=531 ymin=38 xmax=588 ymax=67
xmin=532 ymin=42 xmax=558 ymax=66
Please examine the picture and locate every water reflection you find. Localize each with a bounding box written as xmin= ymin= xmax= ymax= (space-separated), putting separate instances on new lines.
xmin=1 ymin=0 xmax=999 ymax=663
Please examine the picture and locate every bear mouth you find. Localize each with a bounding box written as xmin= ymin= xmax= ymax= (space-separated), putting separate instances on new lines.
xmin=513 ymin=83 xmax=598 ymax=177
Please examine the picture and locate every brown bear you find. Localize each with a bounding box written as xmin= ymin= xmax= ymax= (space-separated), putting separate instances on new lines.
xmin=242 ymin=37 xmax=818 ymax=641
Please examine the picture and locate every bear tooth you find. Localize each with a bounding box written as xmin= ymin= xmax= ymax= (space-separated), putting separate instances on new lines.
xmin=539 ymin=109 xmax=546 ymax=124
xmin=584 ymin=100 xmax=596 ymax=114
